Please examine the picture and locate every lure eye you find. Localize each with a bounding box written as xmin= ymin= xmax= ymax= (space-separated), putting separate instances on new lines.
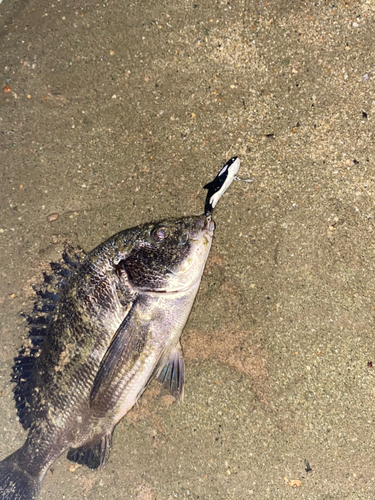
xmin=152 ymin=226 xmax=169 ymax=242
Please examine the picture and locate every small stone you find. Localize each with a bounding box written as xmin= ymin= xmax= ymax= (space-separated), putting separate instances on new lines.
xmin=47 ymin=213 xmax=59 ymax=222
xmin=289 ymin=479 xmax=302 ymax=488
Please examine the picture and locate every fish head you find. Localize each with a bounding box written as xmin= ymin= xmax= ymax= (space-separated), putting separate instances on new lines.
xmin=121 ymin=214 xmax=214 ymax=293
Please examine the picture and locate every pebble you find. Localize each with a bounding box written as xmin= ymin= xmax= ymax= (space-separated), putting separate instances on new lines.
xmin=47 ymin=213 xmax=59 ymax=222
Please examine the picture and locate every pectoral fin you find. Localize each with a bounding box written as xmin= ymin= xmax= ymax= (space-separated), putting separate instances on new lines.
xmin=90 ymin=296 xmax=148 ymax=411
xmin=157 ymin=343 xmax=185 ymax=401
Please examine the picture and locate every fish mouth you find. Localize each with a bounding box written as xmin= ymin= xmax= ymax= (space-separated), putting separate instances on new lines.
xmin=139 ymin=274 xmax=204 ymax=295
xmin=189 ymin=214 xmax=215 ymax=241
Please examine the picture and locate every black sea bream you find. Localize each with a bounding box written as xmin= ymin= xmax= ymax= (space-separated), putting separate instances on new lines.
xmin=0 ymin=157 xmax=240 ymax=500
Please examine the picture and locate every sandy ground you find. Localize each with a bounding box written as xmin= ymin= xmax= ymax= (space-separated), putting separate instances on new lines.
xmin=1 ymin=0 xmax=375 ymax=498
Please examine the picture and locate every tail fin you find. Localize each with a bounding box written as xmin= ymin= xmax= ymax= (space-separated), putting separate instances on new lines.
xmin=0 ymin=451 xmax=41 ymax=500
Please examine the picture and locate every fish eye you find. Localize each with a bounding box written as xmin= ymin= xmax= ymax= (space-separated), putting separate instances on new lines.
xmin=152 ymin=226 xmax=169 ymax=242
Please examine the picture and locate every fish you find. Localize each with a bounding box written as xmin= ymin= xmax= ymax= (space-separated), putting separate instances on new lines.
xmin=0 ymin=157 xmax=240 ymax=500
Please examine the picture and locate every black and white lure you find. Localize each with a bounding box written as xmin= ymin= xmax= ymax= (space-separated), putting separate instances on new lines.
xmin=203 ymin=156 xmax=240 ymax=215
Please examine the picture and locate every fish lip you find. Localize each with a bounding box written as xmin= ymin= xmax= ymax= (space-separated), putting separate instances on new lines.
xmin=196 ymin=227 xmax=214 ymax=242
xmin=189 ymin=215 xmax=215 ymax=241
xmin=191 ymin=229 xmax=214 ymax=242
xmin=138 ymin=278 xmax=201 ymax=295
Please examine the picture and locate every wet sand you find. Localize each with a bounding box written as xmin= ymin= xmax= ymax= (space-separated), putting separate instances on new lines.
xmin=1 ymin=0 xmax=375 ymax=498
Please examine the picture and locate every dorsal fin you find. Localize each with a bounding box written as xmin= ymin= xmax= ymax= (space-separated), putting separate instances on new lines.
xmin=12 ymin=246 xmax=86 ymax=430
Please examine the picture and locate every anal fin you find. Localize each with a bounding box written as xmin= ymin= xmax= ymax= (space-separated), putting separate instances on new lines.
xmin=67 ymin=432 xmax=112 ymax=470
xmin=157 ymin=343 xmax=185 ymax=401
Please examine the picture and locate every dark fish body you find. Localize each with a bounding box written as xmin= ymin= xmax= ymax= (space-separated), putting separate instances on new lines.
xmin=0 ymin=215 xmax=213 ymax=500
xmin=0 ymin=157 xmax=240 ymax=500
